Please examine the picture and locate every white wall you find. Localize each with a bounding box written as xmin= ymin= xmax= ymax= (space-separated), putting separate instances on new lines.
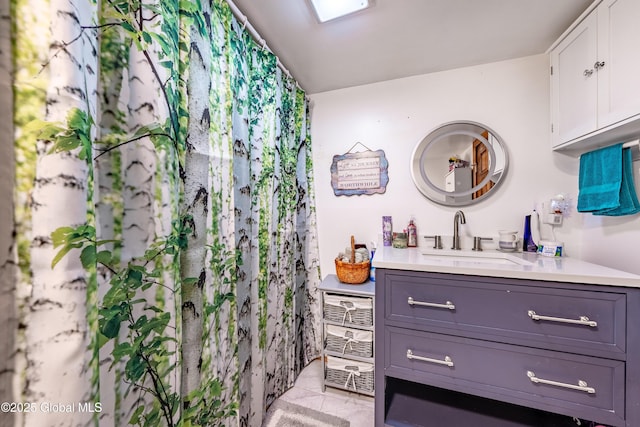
xmin=310 ymin=54 xmax=589 ymax=277
xmin=579 ymin=204 xmax=640 ymax=274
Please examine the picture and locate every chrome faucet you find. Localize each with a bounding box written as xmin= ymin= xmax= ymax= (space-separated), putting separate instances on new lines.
xmin=452 ymin=210 xmax=466 ymax=250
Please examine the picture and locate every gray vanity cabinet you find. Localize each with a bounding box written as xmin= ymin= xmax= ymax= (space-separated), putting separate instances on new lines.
xmin=374 ymin=268 xmax=640 ymax=427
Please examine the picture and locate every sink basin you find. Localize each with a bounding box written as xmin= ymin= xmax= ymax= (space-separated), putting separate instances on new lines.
xmin=420 ymin=249 xmax=533 ymax=266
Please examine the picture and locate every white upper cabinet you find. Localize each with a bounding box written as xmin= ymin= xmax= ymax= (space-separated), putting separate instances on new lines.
xmin=597 ymin=0 xmax=640 ymax=127
xmin=550 ymin=0 xmax=640 ymax=151
xmin=551 ymin=12 xmax=598 ymax=146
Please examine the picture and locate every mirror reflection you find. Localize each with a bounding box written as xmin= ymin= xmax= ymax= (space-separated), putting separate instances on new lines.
xmin=411 ymin=121 xmax=508 ymax=206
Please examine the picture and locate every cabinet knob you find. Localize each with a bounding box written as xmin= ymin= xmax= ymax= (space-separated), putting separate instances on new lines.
xmin=594 ymin=61 xmax=606 ymax=70
xmin=583 ymin=69 xmax=594 ymax=77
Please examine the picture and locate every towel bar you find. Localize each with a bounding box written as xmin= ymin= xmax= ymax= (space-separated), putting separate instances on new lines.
xmin=623 ymin=140 xmax=639 ymax=162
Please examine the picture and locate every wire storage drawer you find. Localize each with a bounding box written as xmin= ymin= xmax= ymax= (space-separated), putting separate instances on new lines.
xmin=326 ymin=324 xmax=373 ymax=358
xmin=323 ymin=293 xmax=373 ymax=327
xmin=325 ymin=355 xmax=374 ymax=393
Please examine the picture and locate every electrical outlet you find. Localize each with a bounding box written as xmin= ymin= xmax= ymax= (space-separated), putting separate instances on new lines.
xmin=544 ymin=213 xmax=563 ymax=225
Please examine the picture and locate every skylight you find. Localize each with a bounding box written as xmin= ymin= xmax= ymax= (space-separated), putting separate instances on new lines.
xmin=309 ymin=0 xmax=370 ymax=23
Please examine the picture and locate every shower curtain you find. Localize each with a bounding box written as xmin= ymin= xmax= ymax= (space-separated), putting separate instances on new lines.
xmin=2 ymin=1 xmax=321 ymax=426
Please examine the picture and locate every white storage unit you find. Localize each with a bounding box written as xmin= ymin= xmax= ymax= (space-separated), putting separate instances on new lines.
xmin=550 ymin=0 xmax=640 ymax=153
xmin=444 ymin=167 xmax=472 ymax=203
xmin=319 ymin=274 xmax=375 ymax=396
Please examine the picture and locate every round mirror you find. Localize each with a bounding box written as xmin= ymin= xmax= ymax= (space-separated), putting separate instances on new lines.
xmin=410 ymin=121 xmax=508 ymax=206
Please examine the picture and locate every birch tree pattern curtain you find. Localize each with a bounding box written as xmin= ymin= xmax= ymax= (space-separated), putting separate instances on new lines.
xmin=2 ymin=1 xmax=322 ymax=426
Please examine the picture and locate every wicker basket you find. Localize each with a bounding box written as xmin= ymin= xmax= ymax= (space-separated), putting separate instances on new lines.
xmin=325 ymin=356 xmax=374 ymax=393
xmin=325 ymin=325 xmax=373 ymax=358
xmin=335 ymin=236 xmax=370 ymax=284
xmin=323 ymin=294 xmax=373 ymax=327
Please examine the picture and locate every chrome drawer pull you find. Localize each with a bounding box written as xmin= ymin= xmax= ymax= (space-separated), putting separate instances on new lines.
xmin=408 ymin=297 xmax=455 ymax=310
xmin=527 ymin=310 xmax=597 ymax=327
xmin=527 ymin=371 xmax=595 ymax=394
xmin=406 ymin=349 xmax=454 ymax=367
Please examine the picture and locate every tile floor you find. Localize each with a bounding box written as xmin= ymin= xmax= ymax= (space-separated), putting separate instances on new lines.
xmin=276 ymin=359 xmax=375 ymax=427
xmin=275 ymin=362 xmax=606 ymax=427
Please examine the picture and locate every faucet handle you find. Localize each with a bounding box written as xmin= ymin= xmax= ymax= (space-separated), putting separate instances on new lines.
xmin=472 ymin=236 xmax=493 ymax=252
xmin=424 ymin=235 xmax=443 ymax=249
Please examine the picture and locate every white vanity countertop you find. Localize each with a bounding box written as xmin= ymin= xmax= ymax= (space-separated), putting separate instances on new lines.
xmin=372 ymin=246 xmax=640 ymax=288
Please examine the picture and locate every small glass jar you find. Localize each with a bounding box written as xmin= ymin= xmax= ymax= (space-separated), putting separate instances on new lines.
xmin=392 ymin=232 xmax=408 ymax=248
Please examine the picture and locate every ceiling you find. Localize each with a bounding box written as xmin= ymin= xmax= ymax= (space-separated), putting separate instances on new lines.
xmin=231 ymin=0 xmax=592 ymax=94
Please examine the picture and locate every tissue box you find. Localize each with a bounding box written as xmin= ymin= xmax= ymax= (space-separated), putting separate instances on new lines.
xmin=537 ymin=241 xmax=563 ymax=257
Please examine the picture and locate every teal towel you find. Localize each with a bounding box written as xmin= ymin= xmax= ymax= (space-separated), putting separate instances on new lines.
xmin=577 ymin=144 xmax=622 ymax=212
xmin=594 ymin=147 xmax=640 ymax=216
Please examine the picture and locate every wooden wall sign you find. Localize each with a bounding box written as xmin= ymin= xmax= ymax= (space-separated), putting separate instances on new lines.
xmin=330 ymin=145 xmax=389 ymax=196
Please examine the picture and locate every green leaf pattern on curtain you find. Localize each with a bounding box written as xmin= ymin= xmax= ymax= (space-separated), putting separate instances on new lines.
xmin=7 ymin=0 xmax=321 ymax=425
xmin=95 ymin=1 xmax=129 ymax=422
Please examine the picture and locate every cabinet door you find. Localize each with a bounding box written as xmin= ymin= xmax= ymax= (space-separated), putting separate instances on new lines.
xmin=597 ymin=0 xmax=640 ymax=128
xmin=444 ymin=171 xmax=455 ymax=191
xmin=550 ymin=12 xmax=598 ymax=147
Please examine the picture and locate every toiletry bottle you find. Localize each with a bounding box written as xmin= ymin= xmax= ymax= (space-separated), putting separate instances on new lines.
xmin=407 ymin=220 xmax=417 ymax=247
xmin=382 ymin=216 xmax=392 ymax=246
xmin=523 ymin=215 xmax=534 ymax=252
xmin=370 ymin=240 xmax=377 ymax=281
xmin=523 ymin=213 xmax=539 ymax=252
xmin=370 ymin=249 xmax=375 ymax=282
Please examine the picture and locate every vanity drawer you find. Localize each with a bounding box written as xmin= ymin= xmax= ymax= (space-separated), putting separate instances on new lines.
xmin=385 ymin=326 xmax=625 ymax=425
xmin=384 ymin=272 xmax=626 ymax=355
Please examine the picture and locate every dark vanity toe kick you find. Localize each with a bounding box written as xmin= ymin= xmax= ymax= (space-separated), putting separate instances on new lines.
xmin=384 ymin=326 xmax=625 ymax=425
